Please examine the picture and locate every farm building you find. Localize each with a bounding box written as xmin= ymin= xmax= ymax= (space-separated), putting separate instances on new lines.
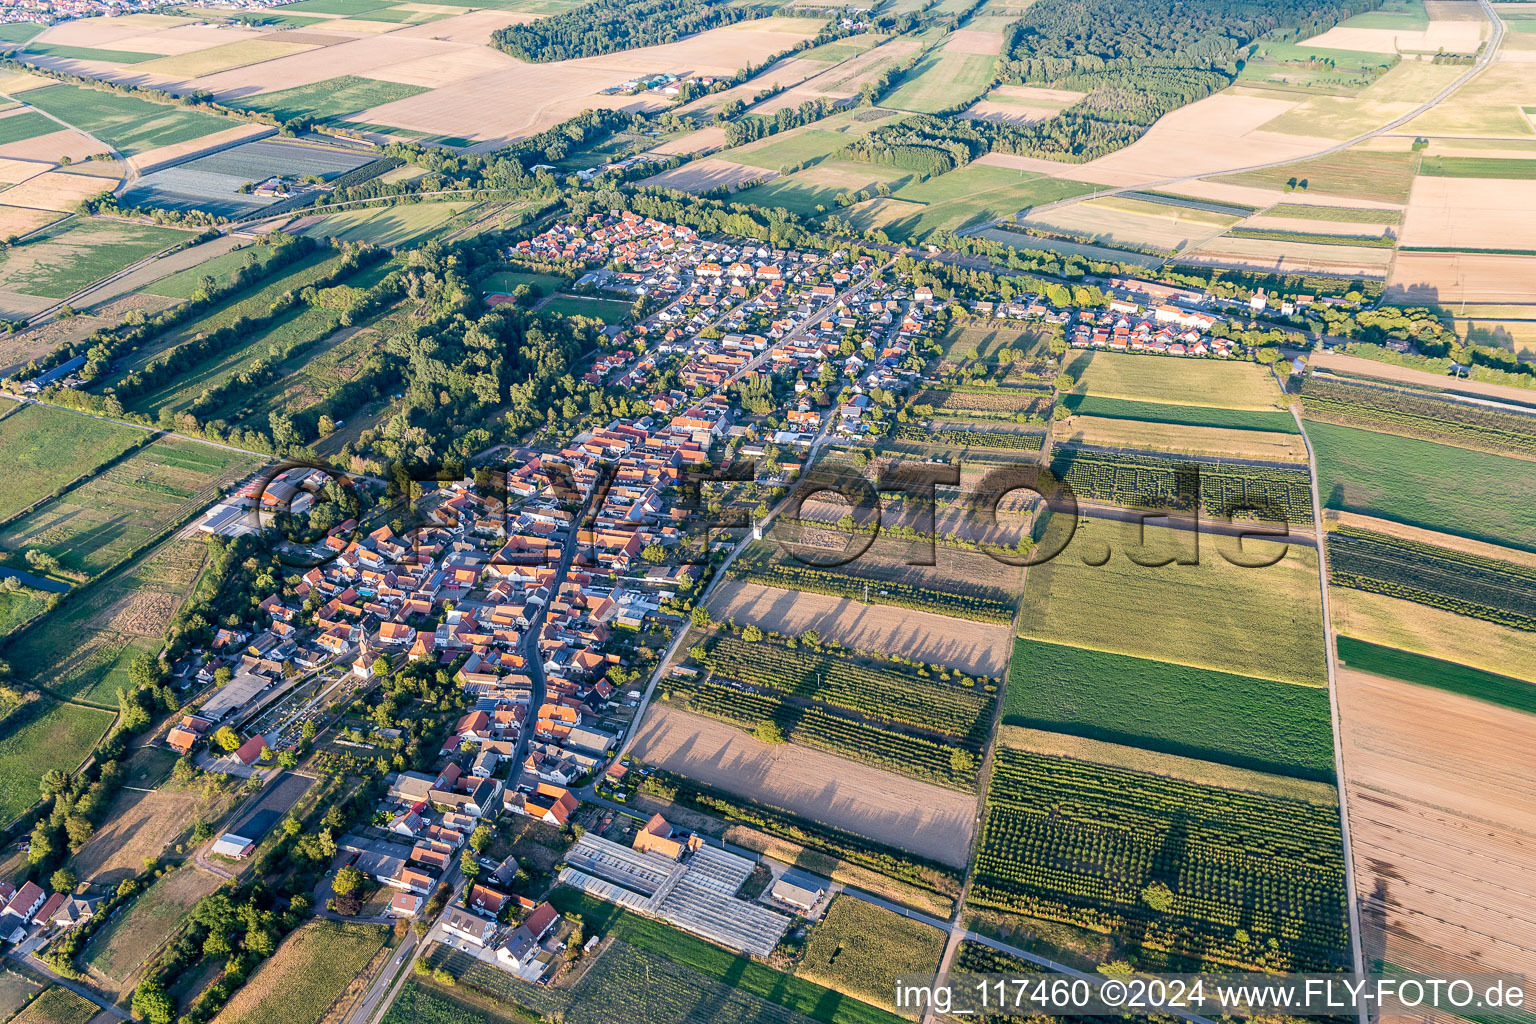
xmin=212 ymin=834 xmax=256 ymax=859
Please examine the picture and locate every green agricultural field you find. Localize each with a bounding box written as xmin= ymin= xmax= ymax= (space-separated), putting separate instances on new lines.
xmin=883 ymin=51 xmax=998 ymax=113
xmin=800 ymin=36 xmax=885 ymax=61
xmin=1061 ymin=394 xmax=1299 ymax=431
xmin=1419 ymin=155 xmax=1536 ymax=178
xmin=795 ymin=896 xmax=945 ymax=1013
xmin=1215 ymin=149 xmax=1420 ymax=205
xmin=1343 ymin=0 xmax=1427 ymax=29
xmin=19 ymin=84 xmax=238 ymax=156
xmin=21 ymin=42 xmax=161 ymax=63
xmin=0 ymin=23 xmax=46 ymax=43
xmin=1006 ymin=638 xmax=1335 ymax=779
xmin=729 ymin=128 xmax=864 ymax=171
xmin=1264 ymin=203 xmax=1403 ymax=224
xmin=142 ymin=243 xmax=291 ymax=301
xmin=1072 ymin=350 xmax=1285 ymax=409
xmin=1336 ymin=635 xmax=1536 ymax=715
xmin=482 ymin=269 xmax=566 ymax=297
xmin=539 ymin=294 xmax=631 ymax=322
xmin=851 ymin=164 xmax=1097 ymax=240
xmin=0 ymin=438 xmax=257 ymax=577
xmin=0 ymin=403 xmax=148 ymax=521
xmin=0 ymin=112 xmax=60 ymax=146
xmin=1017 ymin=516 xmax=1327 ymax=685
xmin=8 ymin=985 xmax=98 ymax=1024
xmin=0 ymin=699 xmax=115 ymax=825
xmin=547 ymin=890 xmax=906 ymax=1024
xmin=113 ymin=249 xmax=342 ymax=380
xmin=212 ymin=921 xmax=389 ymax=1024
xmin=0 ymin=218 xmax=193 ymax=300
xmin=297 ymin=202 xmax=475 ymax=247
xmin=1307 ymin=419 xmax=1536 ymax=551
xmin=269 ymin=0 xmax=393 ymax=12
xmin=230 ymin=75 xmax=429 ymax=123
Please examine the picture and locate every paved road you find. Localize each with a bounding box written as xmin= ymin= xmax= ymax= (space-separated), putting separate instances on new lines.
xmin=960 ymin=0 xmax=1508 ymax=234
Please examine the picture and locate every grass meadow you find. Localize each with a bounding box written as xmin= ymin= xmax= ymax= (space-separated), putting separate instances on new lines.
xmin=297 ymin=202 xmax=475 ymax=247
xmin=849 ymin=164 xmax=1097 ymax=239
xmin=211 ymin=921 xmax=389 ymax=1024
xmin=0 ymin=699 xmax=115 ymax=825
xmin=794 ymin=896 xmax=945 ymax=1013
xmin=0 ymin=403 xmax=147 ymax=521
xmin=1006 ymin=637 xmax=1335 ymax=779
xmin=1217 ymin=149 xmax=1420 ymax=205
xmin=1061 ymin=394 xmax=1299 ymax=431
xmin=539 ymin=294 xmax=632 ymax=321
xmin=229 ymin=76 xmax=428 ymax=123
xmin=0 ymin=218 xmax=193 ymax=300
xmin=1071 ymin=350 xmax=1285 ymax=409
xmin=84 ymin=866 xmax=226 ymax=992
xmin=1308 ymin=419 xmax=1536 ymax=551
xmin=883 ymin=51 xmax=998 ymax=113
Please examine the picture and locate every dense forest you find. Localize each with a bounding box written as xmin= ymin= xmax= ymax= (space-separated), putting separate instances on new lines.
xmin=491 ymin=0 xmax=775 ymax=61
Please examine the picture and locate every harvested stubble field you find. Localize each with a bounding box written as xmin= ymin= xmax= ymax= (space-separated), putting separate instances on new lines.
xmin=1337 ymin=666 xmax=1536 ymax=981
xmin=0 ymin=403 xmax=147 ymax=521
xmin=708 ymin=579 xmax=1014 ymax=675
xmin=0 ymin=438 xmax=257 ymax=577
xmin=1215 ymin=148 xmax=1421 ymax=204
xmin=135 ymin=39 xmax=321 ymax=78
xmin=1005 ymin=637 xmax=1335 ymax=780
xmin=1308 ymin=418 xmax=1536 ymax=551
xmin=1054 ymin=416 xmax=1309 ymax=462
xmin=732 ymin=160 xmax=910 ymax=217
xmin=630 ymin=705 xmax=976 ymax=868
xmin=0 ymin=169 xmax=119 ymax=213
xmin=1017 ymin=516 xmax=1327 ymax=686
xmin=1072 ymin=350 xmax=1284 ymax=410
xmin=1401 ymin=175 xmax=1536 ymax=250
xmin=1388 ymin=250 xmax=1536 ymax=305
xmin=0 ymin=218 xmax=193 ymax=302
xmin=1181 ymin=233 xmax=1395 ymax=277
xmin=794 ymin=896 xmax=946 ymax=1013
xmin=0 ymin=699 xmax=115 ymax=826
xmin=212 ymin=920 xmax=390 ymax=1024
xmin=1021 ymin=194 xmax=1242 ymax=253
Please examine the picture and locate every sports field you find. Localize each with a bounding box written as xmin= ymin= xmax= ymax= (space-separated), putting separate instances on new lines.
xmin=539 ymin=294 xmax=631 ymax=321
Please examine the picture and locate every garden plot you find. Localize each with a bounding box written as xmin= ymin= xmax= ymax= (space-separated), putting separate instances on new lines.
xmin=630 ymin=706 xmax=976 ymax=868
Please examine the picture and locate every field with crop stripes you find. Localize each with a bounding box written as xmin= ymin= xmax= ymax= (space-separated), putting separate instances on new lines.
xmin=701 ymin=631 xmax=995 ymax=741
xmin=969 ymin=749 xmax=1350 ymax=972
xmin=1335 ymin=636 xmax=1536 ymax=716
xmin=726 ymin=539 xmax=1019 ymax=624
xmin=1061 ymin=394 xmax=1299 ymax=433
xmin=1004 ymin=638 xmax=1335 ymax=780
xmin=664 ymin=676 xmax=979 ymax=789
xmin=1308 ymin=420 xmax=1536 ymax=551
xmin=1329 ymin=527 xmax=1536 ymax=631
xmin=1298 ymin=375 xmax=1536 ymax=458
xmin=1049 ymin=446 xmax=1314 ymax=523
